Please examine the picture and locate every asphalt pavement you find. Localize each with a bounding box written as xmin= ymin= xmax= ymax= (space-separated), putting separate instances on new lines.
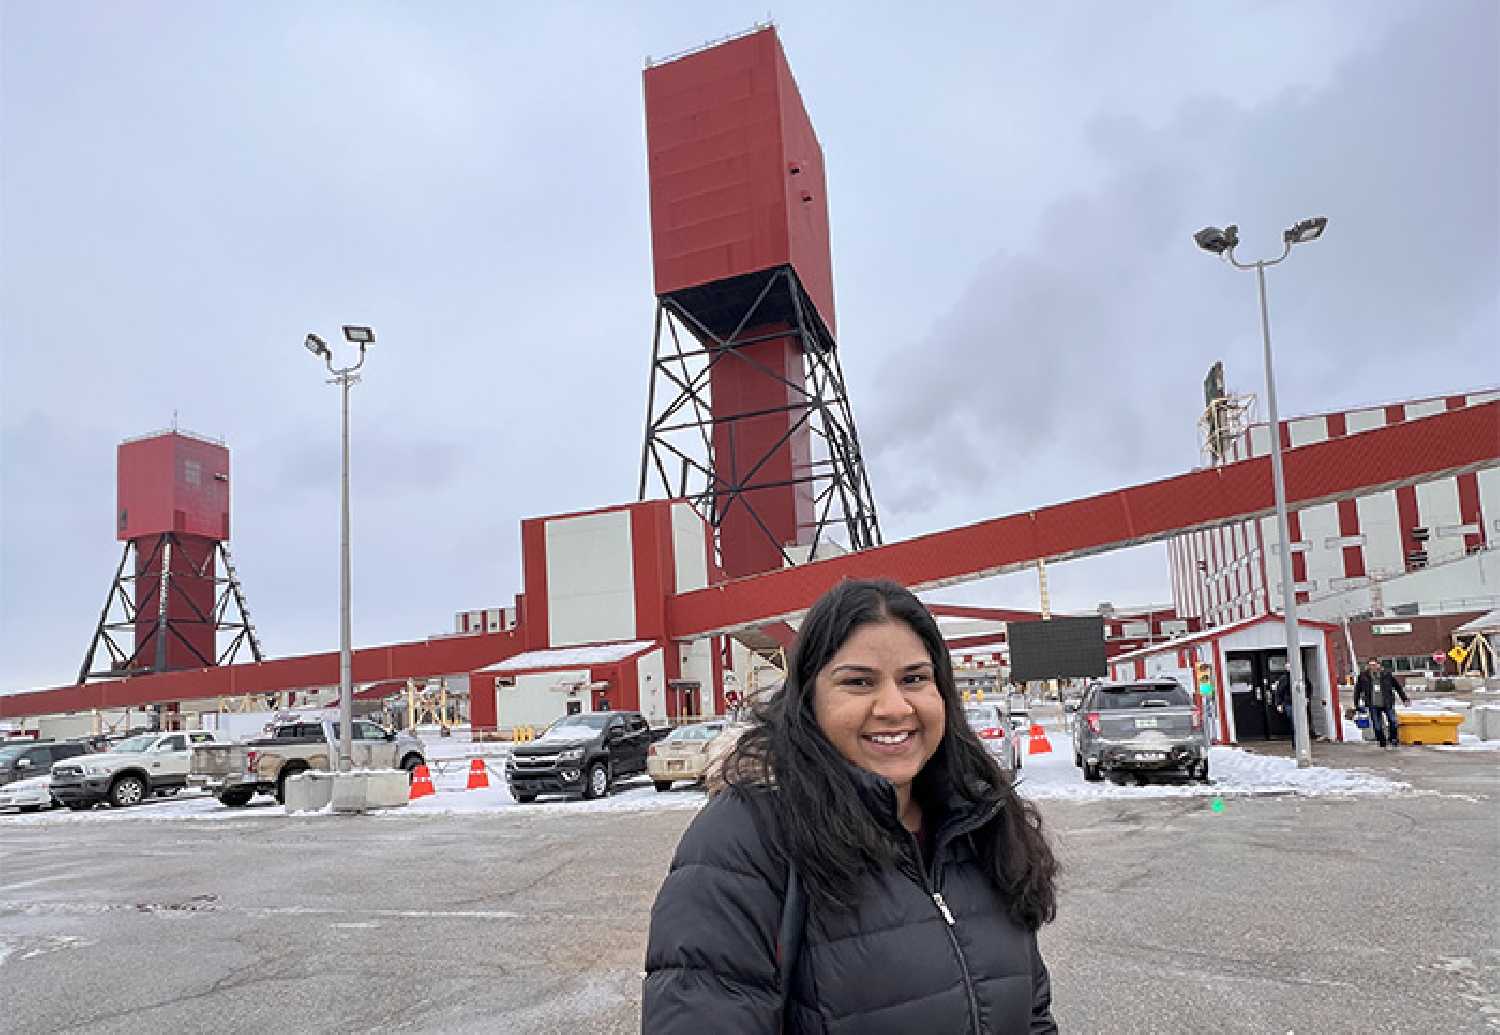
xmin=0 ymin=747 xmax=1495 ymax=1033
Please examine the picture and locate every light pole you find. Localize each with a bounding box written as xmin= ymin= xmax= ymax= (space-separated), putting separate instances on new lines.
xmin=1194 ymin=217 xmax=1326 ymax=768
xmin=304 ymin=325 xmax=376 ymax=772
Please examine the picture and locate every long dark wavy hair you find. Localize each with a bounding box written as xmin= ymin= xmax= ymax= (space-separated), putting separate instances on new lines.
xmin=721 ymin=579 xmax=1058 ymax=931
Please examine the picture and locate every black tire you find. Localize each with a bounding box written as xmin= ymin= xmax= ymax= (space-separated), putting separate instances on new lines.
xmin=1073 ymin=748 xmax=1082 ymax=768
xmin=109 ymin=774 xmax=148 ymax=808
xmin=19 ymin=804 xmax=41 ymax=813
xmin=582 ymin=761 xmax=610 ymax=800
xmin=653 ymin=780 xmax=673 ymax=793
xmin=1083 ymin=759 xmax=1103 ymax=783
xmin=514 ymin=793 xmax=537 ymax=804
xmin=1194 ymin=759 xmax=1211 ymax=784
xmin=66 ymin=802 xmax=93 ymax=811
xmin=400 ymin=754 xmax=424 ymax=781
xmin=218 ymin=789 xmax=253 ymax=808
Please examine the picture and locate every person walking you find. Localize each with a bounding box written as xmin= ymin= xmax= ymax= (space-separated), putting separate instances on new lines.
xmin=642 ymin=579 xmax=1059 ymax=1033
xmin=1274 ymin=669 xmax=1318 ymax=739
xmin=1354 ymin=657 xmax=1410 ymax=748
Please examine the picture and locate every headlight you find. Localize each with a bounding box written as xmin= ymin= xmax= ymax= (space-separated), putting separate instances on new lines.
xmin=557 ymin=748 xmax=584 ymax=762
xmin=84 ymin=765 xmax=113 ymax=777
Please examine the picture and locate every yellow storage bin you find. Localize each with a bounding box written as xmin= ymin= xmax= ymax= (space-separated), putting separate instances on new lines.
xmin=1397 ymin=712 xmax=1463 ymax=746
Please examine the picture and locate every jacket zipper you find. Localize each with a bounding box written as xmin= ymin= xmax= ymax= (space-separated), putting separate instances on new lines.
xmin=904 ymin=831 xmax=983 ymax=1034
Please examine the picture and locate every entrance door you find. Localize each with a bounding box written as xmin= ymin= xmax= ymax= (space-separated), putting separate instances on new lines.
xmin=1225 ymin=651 xmax=1281 ymax=740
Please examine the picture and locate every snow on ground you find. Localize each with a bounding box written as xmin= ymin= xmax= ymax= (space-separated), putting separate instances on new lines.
xmin=1 ymin=732 xmax=1423 ymax=827
xmin=1012 ymin=732 xmax=1407 ymax=802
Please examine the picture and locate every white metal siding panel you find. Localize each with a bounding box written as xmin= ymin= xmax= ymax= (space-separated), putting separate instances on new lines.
xmin=1478 ymin=466 xmax=1500 ymax=538
xmin=1415 ymin=478 xmax=1465 ymax=565
xmin=1405 ymin=399 xmax=1445 ymax=420
xmin=1356 ymin=491 xmax=1405 ymax=578
xmin=1248 ymin=424 xmax=1273 ymax=458
xmin=1345 ymin=407 xmax=1386 ymax=435
xmin=1299 ymin=503 xmax=1343 ymax=598
xmin=1469 ymin=391 xmax=1500 ymax=406
xmin=636 ymin=649 xmax=667 ymax=723
xmin=671 ymin=502 xmax=709 ymax=593
xmin=1289 ymin=417 xmax=1327 ymax=448
xmin=545 ymin=511 xmax=637 ymax=647
xmin=501 ymin=670 xmax=592 ymax=728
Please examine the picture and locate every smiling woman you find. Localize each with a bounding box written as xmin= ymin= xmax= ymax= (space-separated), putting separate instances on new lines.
xmin=643 ymin=579 xmax=1059 ymax=1034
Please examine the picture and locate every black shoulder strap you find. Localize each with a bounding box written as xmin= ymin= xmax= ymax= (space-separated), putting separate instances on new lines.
xmin=777 ymin=863 xmax=807 ymax=1030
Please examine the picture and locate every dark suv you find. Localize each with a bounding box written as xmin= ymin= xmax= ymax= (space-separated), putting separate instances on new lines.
xmin=505 ymin=711 xmax=665 ymax=802
xmin=0 ymin=741 xmax=88 ymax=787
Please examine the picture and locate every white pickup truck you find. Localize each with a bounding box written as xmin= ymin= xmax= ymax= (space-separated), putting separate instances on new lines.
xmin=49 ymin=730 xmax=225 ymax=810
xmin=190 ymin=717 xmax=427 ymax=807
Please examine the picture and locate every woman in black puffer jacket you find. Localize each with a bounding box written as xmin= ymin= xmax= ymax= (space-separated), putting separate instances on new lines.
xmin=643 ymin=579 xmax=1059 ymax=1034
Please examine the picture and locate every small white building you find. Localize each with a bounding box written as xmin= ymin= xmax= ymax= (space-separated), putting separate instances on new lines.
xmin=1108 ymin=613 xmax=1348 ymax=745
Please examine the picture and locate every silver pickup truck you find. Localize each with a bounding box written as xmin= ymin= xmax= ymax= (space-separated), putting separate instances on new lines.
xmin=190 ymin=718 xmax=427 ymax=807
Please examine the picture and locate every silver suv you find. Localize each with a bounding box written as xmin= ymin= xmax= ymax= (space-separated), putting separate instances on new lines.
xmin=1072 ymin=680 xmax=1209 ymax=783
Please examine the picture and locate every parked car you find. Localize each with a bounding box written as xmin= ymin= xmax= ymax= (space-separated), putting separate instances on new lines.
xmin=963 ymin=702 xmax=1022 ymax=772
xmin=190 ymin=718 xmax=427 ymax=807
xmin=1072 ymin=679 xmax=1208 ymax=783
xmin=505 ymin=711 xmax=669 ymax=802
xmin=0 ymin=775 xmax=57 ymax=813
xmin=647 ymin=721 xmax=727 ymax=791
xmin=50 ymin=731 xmax=225 ymax=809
xmin=0 ymin=740 xmax=88 ymax=788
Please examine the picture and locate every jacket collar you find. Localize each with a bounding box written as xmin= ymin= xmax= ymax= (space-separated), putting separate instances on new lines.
xmin=843 ymin=753 xmax=999 ymax=841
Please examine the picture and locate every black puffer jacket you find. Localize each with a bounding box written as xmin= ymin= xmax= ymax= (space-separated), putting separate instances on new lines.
xmin=642 ymin=771 xmax=1056 ymax=1034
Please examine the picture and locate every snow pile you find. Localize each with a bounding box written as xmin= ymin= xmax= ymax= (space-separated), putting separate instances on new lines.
xmin=1435 ymin=733 xmax=1500 ymax=753
xmin=1014 ymin=732 xmax=1408 ymax=802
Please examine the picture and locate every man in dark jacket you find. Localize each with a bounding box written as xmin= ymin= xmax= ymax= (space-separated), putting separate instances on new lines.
xmin=1354 ymin=657 xmax=1410 ymax=748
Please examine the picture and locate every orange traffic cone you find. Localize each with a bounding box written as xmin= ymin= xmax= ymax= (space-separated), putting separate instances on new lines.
xmin=1027 ymin=723 xmax=1053 ymax=756
xmin=466 ymin=758 xmax=490 ymax=790
xmin=409 ymin=764 xmax=436 ymax=800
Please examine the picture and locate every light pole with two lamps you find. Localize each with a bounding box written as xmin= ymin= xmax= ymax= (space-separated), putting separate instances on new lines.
xmin=304 ymin=324 xmax=376 ymax=772
xmin=1194 ymin=217 xmax=1326 ymax=768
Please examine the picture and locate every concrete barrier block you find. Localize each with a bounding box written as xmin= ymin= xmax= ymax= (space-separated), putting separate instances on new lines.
xmin=285 ymin=771 xmax=335 ymax=813
xmin=1470 ymin=706 xmax=1500 ymax=742
xmin=364 ymin=769 xmax=411 ymax=809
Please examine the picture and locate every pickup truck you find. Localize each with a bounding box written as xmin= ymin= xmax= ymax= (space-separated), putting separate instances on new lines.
xmin=50 ymin=730 xmax=225 ymax=809
xmin=505 ymin=710 xmax=670 ymax=802
xmin=190 ymin=718 xmax=427 ymax=807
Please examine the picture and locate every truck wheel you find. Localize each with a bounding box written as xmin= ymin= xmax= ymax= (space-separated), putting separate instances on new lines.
xmin=653 ymin=780 xmax=672 ymax=793
xmin=582 ymin=761 xmax=610 ymax=800
xmin=1194 ymin=759 xmax=1211 ymax=784
xmin=218 ymin=789 xmax=253 ymax=808
xmin=1083 ymin=759 xmax=1103 ymax=783
xmin=276 ymin=764 xmax=308 ymax=805
xmin=66 ymin=802 xmax=93 ymax=811
xmin=514 ymin=793 xmax=537 ymax=804
xmin=109 ymin=774 xmax=147 ymax=808
xmin=400 ymin=754 xmax=424 ymax=780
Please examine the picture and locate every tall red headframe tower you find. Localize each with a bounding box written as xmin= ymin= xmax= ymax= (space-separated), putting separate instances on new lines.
xmin=637 ymin=25 xmax=881 ymax=578
xmin=78 ymin=429 xmax=263 ymax=682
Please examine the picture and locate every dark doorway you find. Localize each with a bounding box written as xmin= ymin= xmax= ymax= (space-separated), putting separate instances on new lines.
xmin=565 ymin=699 xmax=582 ymax=716
xmin=1225 ymin=650 xmax=1280 ymax=741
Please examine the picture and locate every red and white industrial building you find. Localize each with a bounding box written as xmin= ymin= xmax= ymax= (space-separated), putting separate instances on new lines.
xmin=3 ymin=27 xmax=1498 ymax=741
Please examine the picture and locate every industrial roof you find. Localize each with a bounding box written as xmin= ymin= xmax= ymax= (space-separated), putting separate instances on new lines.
xmin=476 ymin=641 xmax=658 ymax=674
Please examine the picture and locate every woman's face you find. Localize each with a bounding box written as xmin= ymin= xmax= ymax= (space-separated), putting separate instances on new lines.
xmin=812 ymin=619 xmax=946 ymax=793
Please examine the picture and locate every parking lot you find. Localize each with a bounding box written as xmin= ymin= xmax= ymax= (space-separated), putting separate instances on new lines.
xmin=1 ymin=743 xmax=1495 ymax=1033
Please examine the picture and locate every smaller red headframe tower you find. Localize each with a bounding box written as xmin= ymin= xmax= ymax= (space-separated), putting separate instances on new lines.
xmin=78 ymin=429 xmax=263 ymax=682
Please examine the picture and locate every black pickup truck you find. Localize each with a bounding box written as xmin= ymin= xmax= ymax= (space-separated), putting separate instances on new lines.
xmin=505 ymin=711 xmax=670 ymax=802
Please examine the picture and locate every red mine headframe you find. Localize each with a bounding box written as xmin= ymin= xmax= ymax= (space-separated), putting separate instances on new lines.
xmin=77 ymin=429 xmax=263 ymax=683
xmin=637 ymin=25 xmax=881 ymax=579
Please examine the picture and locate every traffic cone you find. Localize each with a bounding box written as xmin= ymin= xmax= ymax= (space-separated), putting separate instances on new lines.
xmin=466 ymin=758 xmax=490 ymax=790
xmin=1027 ymin=723 xmax=1053 ymax=756
xmin=409 ymin=764 xmax=436 ymax=800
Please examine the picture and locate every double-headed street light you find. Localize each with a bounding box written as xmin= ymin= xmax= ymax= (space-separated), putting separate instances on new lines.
xmin=305 ymin=325 xmax=376 ymax=772
xmin=1194 ymin=217 xmax=1327 ymax=768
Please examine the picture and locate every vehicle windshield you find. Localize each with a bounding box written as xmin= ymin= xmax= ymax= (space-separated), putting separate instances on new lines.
xmin=1097 ymin=686 xmax=1191 ymax=709
xmin=0 ymin=745 xmax=32 ymax=764
xmin=110 ymin=735 xmax=159 ymax=753
xmin=667 ymin=723 xmax=723 ymax=741
xmin=963 ymin=706 xmax=1001 ymax=726
xmin=547 ymin=713 xmax=612 ymax=732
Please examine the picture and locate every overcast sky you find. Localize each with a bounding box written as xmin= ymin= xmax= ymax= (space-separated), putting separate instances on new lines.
xmin=2 ymin=1 xmax=1496 ymax=690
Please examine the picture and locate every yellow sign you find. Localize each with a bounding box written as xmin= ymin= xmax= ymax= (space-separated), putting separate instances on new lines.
xmin=1448 ymin=645 xmax=1468 ymax=664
